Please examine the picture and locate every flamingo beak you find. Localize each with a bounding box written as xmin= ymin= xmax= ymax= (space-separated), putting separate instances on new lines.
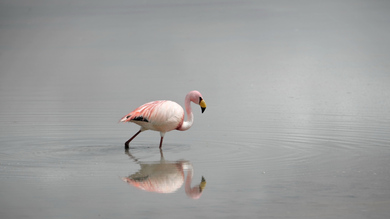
xmin=199 ymin=176 xmax=206 ymax=192
xmin=199 ymin=99 xmax=206 ymax=113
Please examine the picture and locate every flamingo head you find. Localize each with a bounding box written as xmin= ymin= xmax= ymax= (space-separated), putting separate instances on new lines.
xmin=186 ymin=176 xmax=207 ymax=199
xmin=187 ymin=90 xmax=207 ymax=113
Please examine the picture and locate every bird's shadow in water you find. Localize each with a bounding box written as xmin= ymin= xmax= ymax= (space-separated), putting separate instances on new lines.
xmin=122 ymin=148 xmax=206 ymax=199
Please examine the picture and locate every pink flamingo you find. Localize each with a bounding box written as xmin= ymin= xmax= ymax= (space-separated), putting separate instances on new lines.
xmin=122 ymin=149 xmax=206 ymax=199
xmin=119 ymin=90 xmax=207 ymax=149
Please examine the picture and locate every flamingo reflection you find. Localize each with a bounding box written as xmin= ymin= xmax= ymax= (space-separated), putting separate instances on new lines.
xmin=122 ymin=149 xmax=206 ymax=199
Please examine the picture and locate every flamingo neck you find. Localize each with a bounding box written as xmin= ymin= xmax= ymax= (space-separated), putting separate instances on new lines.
xmin=184 ymin=166 xmax=203 ymax=199
xmin=185 ymin=167 xmax=194 ymax=193
xmin=178 ymin=96 xmax=193 ymax=131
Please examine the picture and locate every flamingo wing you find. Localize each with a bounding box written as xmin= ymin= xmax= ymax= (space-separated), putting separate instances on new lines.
xmin=120 ymin=101 xmax=163 ymax=123
xmin=120 ymin=100 xmax=184 ymax=132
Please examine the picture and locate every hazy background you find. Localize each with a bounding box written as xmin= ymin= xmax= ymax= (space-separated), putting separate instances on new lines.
xmin=1 ymin=0 xmax=390 ymax=218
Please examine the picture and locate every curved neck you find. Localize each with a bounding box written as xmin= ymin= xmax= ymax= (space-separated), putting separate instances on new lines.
xmin=184 ymin=165 xmax=204 ymax=199
xmin=185 ymin=167 xmax=194 ymax=194
xmin=178 ymin=96 xmax=194 ymax=131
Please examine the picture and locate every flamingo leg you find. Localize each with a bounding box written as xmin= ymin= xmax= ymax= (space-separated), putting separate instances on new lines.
xmin=125 ymin=130 xmax=142 ymax=149
xmin=159 ymin=148 xmax=164 ymax=158
xmin=159 ymin=137 xmax=164 ymax=149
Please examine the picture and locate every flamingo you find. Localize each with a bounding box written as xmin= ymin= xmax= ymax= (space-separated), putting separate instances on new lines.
xmin=119 ymin=90 xmax=207 ymax=149
xmin=123 ymin=149 xmax=206 ymax=199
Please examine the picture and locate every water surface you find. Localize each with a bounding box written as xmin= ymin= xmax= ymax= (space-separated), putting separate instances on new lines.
xmin=1 ymin=0 xmax=390 ymax=218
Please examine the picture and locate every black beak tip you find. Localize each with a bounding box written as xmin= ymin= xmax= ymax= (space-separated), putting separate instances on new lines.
xmin=201 ymin=107 xmax=206 ymax=113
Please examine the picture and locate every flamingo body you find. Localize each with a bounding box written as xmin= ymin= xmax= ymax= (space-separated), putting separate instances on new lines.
xmin=121 ymin=100 xmax=184 ymax=132
xmin=120 ymin=90 xmax=206 ymax=148
xmin=122 ymin=149 xmax=206 ymax=199
xmin=123 ymin=161 xmax=185 ymax=193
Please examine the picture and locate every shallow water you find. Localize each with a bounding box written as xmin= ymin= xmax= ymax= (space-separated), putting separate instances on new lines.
xmin=1 ymin=0 xmax=390 ymax=218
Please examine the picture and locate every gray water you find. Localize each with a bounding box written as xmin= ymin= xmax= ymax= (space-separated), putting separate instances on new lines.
xmin=1 ymin=0 xmax=390 ymax=218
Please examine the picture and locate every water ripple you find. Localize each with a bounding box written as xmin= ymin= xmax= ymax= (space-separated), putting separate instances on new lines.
xmin=192 ymin=114 xmax=390 ymax=181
